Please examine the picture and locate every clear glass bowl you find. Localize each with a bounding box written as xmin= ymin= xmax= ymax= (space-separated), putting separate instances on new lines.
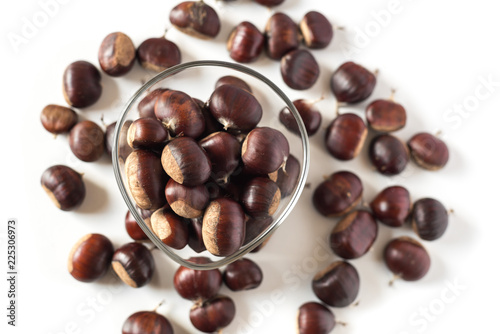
xmin=112 ymin=60 xmax=310 ymax=270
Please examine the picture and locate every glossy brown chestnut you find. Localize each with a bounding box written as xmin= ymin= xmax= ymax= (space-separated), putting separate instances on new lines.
xmin=227 ymin=21 xmax=265 ymax=63
xmin=215 ymin=75 xmax=252 ymax=93
xmin=202 ymin=198 xmax=246 ymax=256
xmin=40 ymin=104 xmax=78 ymax=134
xmin=112 ymin=242 xmax=155 ymax=288
xmin=98 ymin=32 xmax=135 ymax=77
xmin=243 ymin=216 xmax=273 ymax=247
xmin=173 ymin=257 xmax=223 ymax=301
xmin=366 ymin=98 xmax=407 ymax=132
xmin=329 ymin=210 xmax=378 ymax=259
xmin=137 ymin=37 xmax=181 ymax=72
xmin=169 ymin=1 xmax=221 ymax=39
xmin=151 ymin=206 xmax=189 ymax=249
xmin=107 ymin=120 xmax=134 ymax=162
xmin=265 ymin=12 xmax=299 ymax=60
xmin=330 ymin=61 xmax=376 ymax=103
xmin=254 ymin=0 xmax=285 ymax=6
xmin=127 ymin=117 xmax=169 ymax=150
xmin=223 ymin=258 xmax=263 ymax=291
xmin=370 ymin=186 xmax=411 ymax=227
xmin=122 ymin=311 xmax=174 ymax=334
xmin=312 ymin=171 xmax=363 ymax=217
xmin=199 ymin=131 xmax=241 ymax=183
xmin=190 ymin=295 xmax=236 ymax=333
xmin=412 ymin=198 xmax=448 ymax=241
xmin=297 ymin=302 xmax=336 ymax=334
xmin=125 ymin=210 xmax=149 ymax=241
xmin=161 ymin=137 xmax=212 ymax=186
xmin=187 ymin=217 xmax=206 ymax=253
xmin=68 ymin=233 xmax=113 ymax=283
xmin=369 ymin=134 xmax=410 ymax=175
xmin=268 ymin=154 xmax=300 ymax=198
xmin=324 ymin=113 xmax=367 ymax=160
xmin=280 ymin=49 xmax=320 ymax=90
xmin=125 ymin=150 xmax=168 ymax=211
xmin=69 ymin=120 xmax=105 ymax=162
xmin=165 ymin=179 xmax=209 ymax=218
xmin=63 ymin=60 xmax=102 ymax=108
xmin=41 ymin=165 xmax=85 ymax=211
xmin=300 ymin=11 xmax=333 ymax=49
xmin=312 ymin=261 xmax=360 ymax=307
xmin=279 ymin=99 xmax=322 ymax=136
xmin=384 ymin=236 xmax=431 ymax=281
xmin=241 ymin=177 xmax=281 ymax=218
xmin=138 ymin=88 xmax=169 ymax=118
xmin=408 ymin=132 xmax=449 ymax=170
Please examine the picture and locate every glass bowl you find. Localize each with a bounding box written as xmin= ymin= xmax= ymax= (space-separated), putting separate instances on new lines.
xmin=112 ymin=60 xmax=310 ymax=270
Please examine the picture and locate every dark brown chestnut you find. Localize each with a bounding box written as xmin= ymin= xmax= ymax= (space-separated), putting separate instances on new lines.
xmin=151 ymin=206 xmax=189 ymax=249
xmin=227 ymin=21 xmax=265 ymax=63
xmin=187 ymin=217 xmax=206 ymax=253
xmin=370 ymin=186 xmax=411 ymax=227
xmin=98 ymin=32 xmax=135 ymax=77
xmin=280 ymin=49 xmax=320 ymax=90
xmin=408 ymin=132 xmax=449 ymax=170
xmin=127 ymin=117 xmax=169 ymax=150
xmin=195 ymin=98 xmax=224 ymax=137
xmin=279 ymin=99 xmax=322 ymax=136
xmin=69 ymin=120 xmax=105 ymax=162
xmin=107 ymin=120 xmax=134 ymax=162
xmin=412 ymin=198 xmax=448 ymax=241
xmin=241 ymin=177 xmax=281 ymax=218
xmin=369 ymin=134 xmax=410 ymax=175
xmin=223 ymin=258 xmax=263 ymax=291
xmin=324 ymin=113 xmax=367 ymax=160
xmin=199 ymin=131 xmax=241 ymax=183
xmin=122 ymin=311 xmax=174 ymax=334
xmin=137 ymin=37 xmax=181 ymax=72
xmin=215 ymin=75 xmax=252 ymax=93
xmin=312 ymin=261 xmax=360 ymax=307
xmin=265 ymin=12 xmax=299 ymax=60
xmin=299 ymin=11 xmax=334 ymax=49
xmin=268 ymin=154 xmax=300 ymax=198
xmin=243 ymin=216 xmax=273 ymax=246
xmin=169 ymin=1 xmax=221 ymax=39
xmin=312 ymin=171 xmax=363 ymax=217
xmin=254 ymin=0 xmax=285 ymax=6
xmin=138 ymin=88 xmax=169 ymax=118
xmin=41 ymin=165 xmax=85 ymax=211
xmin=40 ymin=104 xmax=78 ymax=134
xmin=202 ymin=198 xmax=246 ymax=256
xmin=165 ymin=178 xmax=209 ymax=218
xmin=112 ymin=242 xmax=155 ymax=288
xmin=190 ymin=295 xmax=236 ymax=333
xmin=329 ymin=210 xmax=378 ymax=259
xmin=125 ymin=210 xmax=149 ymax=241
xmin=63 ymin=60 xmax=102 ymax=108
xmin=68 ymin=233 xmax=113 ymax=283
xmin=161 ymin=137 xmax=211 ymax=186
xmin=366 ymin=95 xmax=407 ymax=132
xmin=330 ymin=61 xmax=376 ymax=103
xmin=125 ymin=149 xmax=168 ymax=211
xmin=384 ymin=236 xmax=431 ymax=282
xmin=297 ymin=302 xmax=336 ymax=334
xmin=173 ymin=257 xmax=222 ymax=301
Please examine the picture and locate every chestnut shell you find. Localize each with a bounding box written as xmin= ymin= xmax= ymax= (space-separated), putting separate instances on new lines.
xmin=227 ymin=21 xmax=265 ymax=63
xmin=41 ymin=165 xmax=85 ymax=211
xmin=40 ymin=104 xmax=78 ymax=134
xmin=412 ymin=198 xmax=449 ymax=241
xmin=137 ymin=37 xmax=181 ymax=73
xmin=408 ymin=132 xmax=449 ymax=170
xmin=370 ymin=186 xmax=411 ymax=227
xmin=330 ymin=61 xmax=376 ymax=103
xmin=280 ymin=49 xmax=320 ymax=90
xmin=122 ymin=311 xmax=174 ymax=334
xmin=98 ymin=32 xmax=136 ymax=77
xmin=69 ymin=120 xmax=105 ymax=162
xmin=312 ymin=261 xmax=360 ymax=307
xmin=174 ymin=257 xmax=223 ymax=301
xmin=63 ymin=60 xmax=102 ymax=108
xmin=170 ymin=1 xmax=221 ymax=39
xmin=384 ymin=236 xmax=431 ymax=281
xmin=324 ymin=113 xmax=367 ymax=161
xmin=112 ymin=242 xmax=155 ymax=288
xmin=369 ymin=134 xmax=410 ymax=175
xmin=68 ymin=233 xmax=113 ymax=283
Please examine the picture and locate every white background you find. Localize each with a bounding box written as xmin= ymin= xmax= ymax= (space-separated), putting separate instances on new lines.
xmin=1 ymin=0 xmax=499 ymax=333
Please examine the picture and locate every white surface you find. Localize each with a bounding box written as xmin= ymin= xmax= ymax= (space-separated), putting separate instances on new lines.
xmin=1 ymin=0 xmax=499 ymax=333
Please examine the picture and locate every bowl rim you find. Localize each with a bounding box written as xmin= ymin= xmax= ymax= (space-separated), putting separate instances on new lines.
xmin=112 ymin=60 xmax=310 ymax=270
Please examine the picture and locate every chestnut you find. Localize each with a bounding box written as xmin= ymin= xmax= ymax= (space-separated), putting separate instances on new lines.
xmin=265 ymin=12 xmax=299 ymax=60
xmin=369 ymin=134 xmax=410 ymax=175
xmin=125 ymin=210 xmax=149 ymax=241
xmin=330 ymin=61 xmax=376 ymax=103
xmin=384 ymin=236 xmax=431 ymax=282
xmin=280 ymin=49 xmax=320 ymax=90
xmin=241 ymin=127 xmax=289 ymax=175
xmin=227 ymin=21 xmax=265 ymax=63
xmin=138 ymin=88 xmax=169 ymax=118
xmin=165 ymin=178 xmax=209 ymax=218
xmin=324 ymin=113 xmax=367 ymax=160
xmin=151 ymin=206 xmax=189 ymax=249
xmin=122 ymin=311 xmax=174 ymax=334
xmin=63 ymin=60 xmax=102 ymax=108
xmin=241 ymin=177 xmax=281 ymax=218
xmin=199 ymin=131 xmax=241 ymax=183
xmin=202 ymin=198 xmax=246 ymax=256
xmin=112 ymin=242 xmax=155 ymax=288
xmin=297 ymin=302 xmax=336 ymax=334
xmin=67 ymin=233 xmax=113 ymax=283
xmin=125 ymin=149 xmax=168 ymax=211
xmin=223 ymin=258 xmax=263 ymax=291
xmin=41 ymin=165 xmax=85 ymax=211
xmin=190 ymin=295 xmax=236 ymax=333
xmin=370 ymin=186 xmax=411 ymax=227
xmin=137 ymin=37 xmax=181 ymax=72
xmin=299 ymin=11 xmax=334 ymax=49
xmin=412 ymin=198 xmax=448 ymax=241
xmin=329 ymin=210 xmax=378 ymax=259
xmin=312 ymin=261 xmax=360 ymax=307
xmin=98 ymin=32 xmax=135 ymax=77
xmin=127 ymin=117 xmax=169 ymax=150
xmin=215 ymin=75 xmax=252 ymax=93
xmin=407 ymin=132 xmax=449 ymax=170
xmin=187 ymin=217 xmax=206 ymax=253
xmin=173 ymin=257 xmax=222 ymax=301
xmin=169 ymin=1 xmax=220 ymax=39
xmin=268 ymin=153 xmax=300 ymax=198
xmin=254 ymin=0 xmax=285 ymax=6
xmin=40 ymin=104 xmax=78 ymax=135
xmin=312 ymin=171 xmax=363 ymax=217
xmin=69 ymin=120 xmax=105 ymax=162
xmin=107 ymin=120 xmax=134 ymax=162
xmin=279 ymin=99 xmax=322 ymax=136
xmin=366 ymin=94 xmax=407 ymax=132
xmin=195 ymin=98 xmax=224 ymax=137
xmin=161 ymin=137 xmax=212 ymax=186
xmin=243 ymin=216 xmax=273 ymax=246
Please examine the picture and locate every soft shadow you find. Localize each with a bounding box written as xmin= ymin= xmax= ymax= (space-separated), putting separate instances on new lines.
xmin=88 ymin=74 xmax=120 ymax=111
xmin=77 ymin=177 xmax=109 ymax=213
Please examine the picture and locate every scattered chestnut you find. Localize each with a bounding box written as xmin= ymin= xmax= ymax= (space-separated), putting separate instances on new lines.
xmin=227 ymin=21 xmax=265 ymax=63
xmin=366 ymin=95 xmax=407 ymax=132
xmin=41 ymin=165 xmax=85 ymax=211
xmin=265 ymin=12 xmax=299 ymax=60
xmin=63 ymin=60 xmax=102 ymax=108
xmin=68 ymin=233 xmax=113 ymax=283
xmin=108 ymin=120 xmax=134 ymax=162
xmin=384 ymin=236 xmax=431 ymax=282
xmin=312 ymin=171 xmax=363 ymax=217
xmin=241 ymin=177 xmax=281 ymax=218
xmin=242 ymin=127 xmax=289 ymax=175
xmin=330 ymin=61 xmax=376 ymax=103
xmin=412 ymin=198 xmax=448 ymax=241
xmin=187 ymin=217 xmax=206 ymax=253
xmin=299 ymin=11 xmax=333 ymax=49
xmin=223 ymin=258 xmax=263 ymax=291
xmin=40 ymin=104 xmax=78 ymax=135
xmin=297 ymin=302 xmax=336 ymax=334
xmin=112 ymin=242 xmax=155 ymax=288
xmin=253 ymin=0 xmax=285 ymax=6
xmin=169 ymin=1 xmax=221 ymax=39
xmin=199 ymin=131 xmax=241 ymax=183
xmin=370 ymin=186 xmax=411 ymax=227
xmin=190 ymin=295 xmax=236 ymax=333
xmin=269 ymin=154 xmax=300 ymax=198
xmin=137 ymin=37 xmax=181 ymax=72
xmin=127 ymin=117 xmax=169 ymax=150
xmin=98 ymin=32 xmax=135 ymax=77
xmin=243 ymin=216 xmax=273 ymax=246
xmin=369 ymin=134 xmax=410 ymax=175
xmin=165 ymin=178 xmax=209 ymax=218
xmin=173 ymin=257 xmax=223 ymax=301
xmin=312 ymin=261 xmax=360 ymax=307
xmin=125 ymin=210 xmax=149 ymax=241
xmin=408 ymin=132 xmax=449 ymax=170
xmin=324 ymin=113 xmax=367 ymax=160
xmin=138 ymin=88 xmax=169 ymax=118
xmin=215 ymin=75 xmax=252 ymax=93
xmin=279 ymin=99 xmax=322 ymax=136
xmin=122 ymin=311 xmax=174 ymax=334
xmin=280 ymin=49 xmax=320 ymax=90
xmin=151 ymin=205 xmax=189 ymax=249
xmin=69 ymin=120 xmax=105 ymax=162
